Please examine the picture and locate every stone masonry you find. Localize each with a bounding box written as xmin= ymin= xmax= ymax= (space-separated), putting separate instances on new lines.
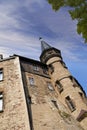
xmin=0 ymin=40 xmax=87 ymax=130
xmin=0 ymin=56 xmax=30 ymax=130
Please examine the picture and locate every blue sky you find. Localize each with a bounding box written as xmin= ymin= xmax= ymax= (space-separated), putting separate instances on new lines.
xmin=0 ymin=0 xmax=87 ymax=94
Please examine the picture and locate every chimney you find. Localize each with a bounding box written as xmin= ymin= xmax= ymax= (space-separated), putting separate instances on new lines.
xmin=0 ymin=54 xmax=3 ymax=60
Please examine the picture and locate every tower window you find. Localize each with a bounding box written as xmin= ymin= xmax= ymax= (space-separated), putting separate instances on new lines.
xmin=48 ymin=64 xmax=54 ymax=74
xmin=0 ymin=69 xmax=3 ymax=81
xmin=70 ymin=76 xmax=78 ymax=87
xmin=47 ymin=82 xmax=54 ymax=91
xmin=65 ymin=96 xmax=76 ymax=112
xmin=79 ymin=92 xmax=84 ymax=101
xmin=55 ymin=80 xmax=63 ymax=93
xmin=0 ymin=92 xmax=3 ymax=112
xmin=29 ymin=77 xmax=35 ymax=86
xmin=51 ymin=100 xmax=58 ymax=109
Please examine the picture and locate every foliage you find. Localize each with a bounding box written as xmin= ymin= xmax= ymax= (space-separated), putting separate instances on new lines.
xmin=48 ymin=0 xmax=87 ymax=43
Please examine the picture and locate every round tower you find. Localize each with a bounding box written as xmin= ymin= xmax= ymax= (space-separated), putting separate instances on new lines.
xmin=40 ymin=39 xmax=87 ymax=129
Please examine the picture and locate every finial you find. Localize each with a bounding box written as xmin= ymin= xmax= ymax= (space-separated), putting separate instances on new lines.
xmin=39 ymin=37 xmax=43 ymax=41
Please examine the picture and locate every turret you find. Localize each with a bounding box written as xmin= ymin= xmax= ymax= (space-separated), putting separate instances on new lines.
xmin=40 ymin=38 xmax=62 ymax=64
xmin=40 ymin=39 xmax=87 ymax=130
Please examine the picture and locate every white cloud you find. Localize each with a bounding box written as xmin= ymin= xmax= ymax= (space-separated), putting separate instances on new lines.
xmin=0 ymin=0 xmax=86 ymax=63
xmin=0 ymin=0 xmax=87 ymax=94
xmin=0 ymin=30 xmax=41 ymax=59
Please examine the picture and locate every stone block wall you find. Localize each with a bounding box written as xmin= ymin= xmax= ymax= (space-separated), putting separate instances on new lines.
xmin=0 ymin=57 xmax=30 ymax=130
xmin=25 ymin=71 xmax=84 ymax=130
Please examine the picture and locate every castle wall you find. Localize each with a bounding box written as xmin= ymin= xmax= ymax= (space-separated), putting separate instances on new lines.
xmin=22 ymin=65 xmax=85 ymax=130
xmin=0 ymin=53 xmax=86 ymax=130
xmin=0 ymin=57 xmax=30 ymax=130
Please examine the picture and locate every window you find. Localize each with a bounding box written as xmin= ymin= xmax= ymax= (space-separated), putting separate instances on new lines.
xmin=47 ymin=82 xmax=54 ymax=91
xmin=43 ymin=68 xmax=48 ymax=75
xmin=70 ymin=76 xmax=78 ymax=87
xmin=79 ymin=92 xmax=85 ymax=101
xmin=0 ymin=92 xmax=3 ymax=112
xmin=0 ymin=69 xmax=3 ymax=81
xmin=33 ymin=65 xmax=39 ymax=71
xmin=48 ymin=64 xmax=54 ymax=74
xmin=29 ymin=77 xmax=34 ymax=86
xmin=55 ymin=80 xmax=63 ymax=93
xmin=51 ymin=100 xmax=58 ymax=109
xmin=65 ymin=96 xmax=76 ymax=112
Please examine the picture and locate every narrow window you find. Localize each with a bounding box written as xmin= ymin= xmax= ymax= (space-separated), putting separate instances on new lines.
xmin=51 ymin=100 xmax=58 ymax=109
xmin=70 ymin=76 xmax=77 ymax=87
xmin=65 ymin=96 xmax=76 ymax=112
xmin=29 ymin=77 xmax=34 ymax=86
xmin=56 ymin=80 xmax=63 ymax=93
xmin=33 ymin=65 xmax=39 ymax=71
xmin=0 ymin=92 xmax=3 ymax=112
xmin=47 ymin=82 xmax=54 ymax=91
xmin=79 ymin=92 xmax=85 ymax=100
xmin=48 ymin=64 xmax=54 ymax=74
xmin=0 ymin=69 xmax=3 ymax=81
xmin=79 ymin=92 xmax=87 ymax=105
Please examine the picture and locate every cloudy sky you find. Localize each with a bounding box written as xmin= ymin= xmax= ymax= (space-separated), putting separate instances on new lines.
xmin=0 ymin=0 xmax=87 ymax=94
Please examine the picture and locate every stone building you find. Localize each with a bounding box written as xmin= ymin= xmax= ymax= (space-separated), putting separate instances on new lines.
xmin=0 ymin=39 xmax=87 ymax=130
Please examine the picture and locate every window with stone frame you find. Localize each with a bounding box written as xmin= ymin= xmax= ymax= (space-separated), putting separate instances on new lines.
xmin=78 ymin=92 xmax=85 ymax=102
xmin=0 ymin=69 xmax=3 ymax=81
xmin=78 ymin=92 xmax=87 ymax=105
xmin=29 ymin=77 xmax=35 ymax=86
xmin=65 ymin=96 xmax=76 ymax=112
xmin=48 ymin=64 xmax=54 ymax=74
xmin=47 ymin=82 xmax=54 ymax=91
xmin=55 ymin=80 xmax=63 ymax=93
xmin=33 ymin=64 xmax=39 ymax=72
xmin=51 ymin=100 xmax=58 ymax=109
xmin=0 ymin=92 xmax=3 ymax=112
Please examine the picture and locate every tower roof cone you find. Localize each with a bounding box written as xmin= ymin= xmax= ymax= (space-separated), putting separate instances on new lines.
xmin=39 ymin=37 xmax=52 ymax=52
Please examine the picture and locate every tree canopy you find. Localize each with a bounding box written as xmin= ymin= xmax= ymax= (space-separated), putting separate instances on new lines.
xmin=48 ymin=0 xmax=87 ymax=43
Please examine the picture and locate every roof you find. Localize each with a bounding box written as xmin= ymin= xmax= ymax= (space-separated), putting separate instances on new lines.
xmin=39 ymin=38 xmax=52 ymax=53
xmin=13 ymin=54 xmax=47 ymax=67
xmin=0 ymin=54 xmax=47 ymax=67
xmin=41 ymin=40 xmax=52 ymax=52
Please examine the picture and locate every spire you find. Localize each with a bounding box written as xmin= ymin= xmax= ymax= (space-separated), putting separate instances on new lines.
xmin=39 ymin=37 xmax=52 ymax=52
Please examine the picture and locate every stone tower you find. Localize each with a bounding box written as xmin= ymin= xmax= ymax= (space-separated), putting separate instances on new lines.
xmin=40 ymin=39 xmax=87 ymax=130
